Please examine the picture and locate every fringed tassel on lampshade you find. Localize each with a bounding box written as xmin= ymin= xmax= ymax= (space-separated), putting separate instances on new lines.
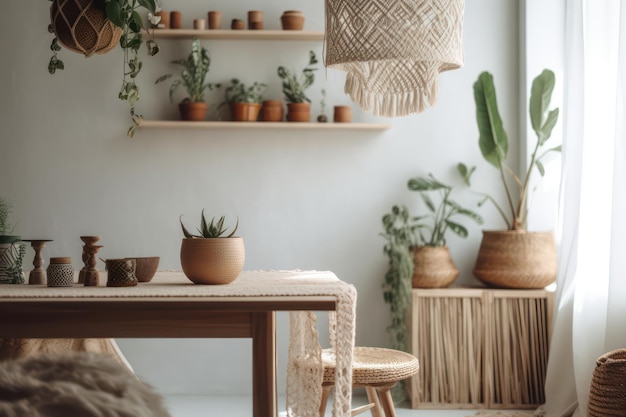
xmin=324 ymin=0 xmax=465 ymax=117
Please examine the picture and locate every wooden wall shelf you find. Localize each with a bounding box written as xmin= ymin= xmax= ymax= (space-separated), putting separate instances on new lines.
xmin=137 ymin=120 xmax=390 ymax=131
xmin=150 ymin=29 xmax=324 ymax=41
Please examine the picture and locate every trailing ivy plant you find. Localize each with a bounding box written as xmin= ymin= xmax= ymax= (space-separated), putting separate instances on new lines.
xmin=47 ymin=0 xmax=161 ymax=137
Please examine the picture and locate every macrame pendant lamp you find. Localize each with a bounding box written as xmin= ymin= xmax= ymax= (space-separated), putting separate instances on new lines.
xmin=324 ymin=0 xmax=465 ymax=117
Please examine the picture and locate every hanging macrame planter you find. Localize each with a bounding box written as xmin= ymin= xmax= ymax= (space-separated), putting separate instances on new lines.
xmin=50 ymin=0 xmax=122 ymax=57
xmin=324 ymin=0 xmax=465 ymax=117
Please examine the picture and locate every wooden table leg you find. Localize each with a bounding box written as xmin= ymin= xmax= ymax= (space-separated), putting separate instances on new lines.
xmin=252 ymin=311 xmax=276 ymax=417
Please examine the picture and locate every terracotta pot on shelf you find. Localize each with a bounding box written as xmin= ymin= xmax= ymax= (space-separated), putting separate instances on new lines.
xmin=333 ymin=105 xmax=352 ymax=122
xmin=208 ymin=11 xmax=222 ymax=29
xmin=193 ymin=18 xmax=205 ymax=30
xmin=179 ymin=102 xmax=208 ymax=121
xmin=231 ymin=19 xmax=245 ymax=30
xmin=286 ymin=102 xmax=310 ymax=122
xmin=170 ymin=11 xmax=183 ymax=29
xmin=248 ymin=10 xmax=263 ymax=29
xmin=261 ymin=100 xmax=284 ymax=122
xmin=155 ymin=10 xmax=169 ymax=28
xmin=231 ymin=103 xmax=262 ymax=122
xmin=281 ymin=10 xmax=305 ymax=30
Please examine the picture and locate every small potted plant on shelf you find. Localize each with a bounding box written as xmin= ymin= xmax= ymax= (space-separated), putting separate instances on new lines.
xmin=220 ymin=79 xmax=268 ymax=122
xmin=47 ymin=0 xmax=161 ymax=137
xmin=155 ymin=38 xmax=221 ymax=121
xmin=0 ymin=197 xmax=25 ymax=284
xmin=467 ymin=69 xmax=561 ymax=289
xmin=317 ymin=89 xmax=328 ymax=122
xmin=179 ymin=211 xmax=245 ymax=285
xmin=277 ymin=50 xmax=318 ymax=122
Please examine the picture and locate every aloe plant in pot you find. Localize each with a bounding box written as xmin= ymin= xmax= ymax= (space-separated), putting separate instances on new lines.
xmin=155 ymin=38 xmax=221 ymax=121
xmin=468 ymin=69 xmax=561 ymax=289
xmin=0 ymin=198 xmax=25 ymax=284
xmin=277 ymin=50 xmax=318 ymax=122
xmin=179 ymin=211 xmax=244 ymax=285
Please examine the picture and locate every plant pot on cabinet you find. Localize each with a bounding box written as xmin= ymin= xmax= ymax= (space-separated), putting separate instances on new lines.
xmin=412 ymin=246 xmax=459 ymax=288
xmin=286 ymin=102 xmax=310 ymax=122
xmin=50 ymin=0 xmax=122 ymax=56
xmin=231 ymin=102 xmax=261 ymax=122
xmin=473 ymin=230 xmax=557 ymax=289
xmin=179 ymin=102 xmax=208 ymax=121
xmin=180 ymin=237 xmax=245 ymax=285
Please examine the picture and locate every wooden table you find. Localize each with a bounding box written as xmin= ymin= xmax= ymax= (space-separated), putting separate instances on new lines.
xmin=0 ymin=270 xmax=357 ymax=417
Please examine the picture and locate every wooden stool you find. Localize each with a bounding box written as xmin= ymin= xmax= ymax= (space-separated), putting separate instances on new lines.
xmin=320 ymin=347 xmax=419 ymax=417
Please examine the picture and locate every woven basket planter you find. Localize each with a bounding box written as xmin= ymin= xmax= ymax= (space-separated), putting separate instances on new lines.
xmin=588 ymin=349 xmax=626 ymax=417
xmin=412 ymin=246 xmax=459 ymax=288
xmin=50 ymin=0 xmax=122 ymax=57
xmin=473 ymin=230 xmax=557 ymax=289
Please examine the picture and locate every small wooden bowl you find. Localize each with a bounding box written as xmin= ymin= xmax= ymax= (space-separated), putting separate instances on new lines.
xmin=132 ymin=257 xmax=160 ymax=282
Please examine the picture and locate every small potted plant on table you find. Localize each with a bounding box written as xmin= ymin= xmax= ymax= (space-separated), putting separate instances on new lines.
xmin=179 ymin=211 xmax=244 ymax=285
xmin=277 ymin=50 xmax=318 ymax=122
xmin=155 ymin=38 xmax=221 ymax=121
xmin=221 ymin=79 xmax=267 ymax=122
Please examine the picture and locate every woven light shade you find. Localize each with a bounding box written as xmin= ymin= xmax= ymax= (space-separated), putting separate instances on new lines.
xmin=324 ymin=0 xmax=465 ymax=117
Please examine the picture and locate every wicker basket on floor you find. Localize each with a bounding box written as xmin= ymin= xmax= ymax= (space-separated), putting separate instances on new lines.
xmin=588 ymin=348 xmax=626 ymax=417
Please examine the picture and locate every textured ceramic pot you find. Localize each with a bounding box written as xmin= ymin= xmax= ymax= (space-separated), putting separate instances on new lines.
xmin=286 ymin=102 xmax=310 ymax=122
xmin=473 ymin=230 xmax=557 ymax=289
xmin=248 ymin=10 xmax=263 ymax=29
xmin=180 ymin=237 xmax=245 ymax=285
xmin=0 ymin=236 xmax=25 ymax=284
xmin=231 ymin=103 xmax=261 ymax=121
xmin=179 ymin=102 xmax=208 ymax=121
xmin=412 ymin=246 xmax=459 ymax=288
xmin=281 ymin=10 xmax=305 ymax=30
xmin=208 ymin=11 xmax=222 ymax=29
xmin=105 ymin=258 xmax=138 ymax=287
xmin=261 ymin=100 xmax=284 ymax=122
xmin=47 ymin=257 xmax=74 ymax=287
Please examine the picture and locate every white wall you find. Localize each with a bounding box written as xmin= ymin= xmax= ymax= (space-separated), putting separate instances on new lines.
xmin=1 ymin=0 xmax=519 ymax=396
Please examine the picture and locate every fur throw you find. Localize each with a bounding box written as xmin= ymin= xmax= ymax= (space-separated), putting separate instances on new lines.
xmin=0 ymin=352 xmax=171 ymax=417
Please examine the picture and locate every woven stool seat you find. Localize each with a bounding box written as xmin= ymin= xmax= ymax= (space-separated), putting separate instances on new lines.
xmin=318 ymin=347 xmax=419 ymax=417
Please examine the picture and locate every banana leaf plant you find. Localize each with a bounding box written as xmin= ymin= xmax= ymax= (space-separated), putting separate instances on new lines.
xmin=469 ymin=69 xmax=561 ymax=230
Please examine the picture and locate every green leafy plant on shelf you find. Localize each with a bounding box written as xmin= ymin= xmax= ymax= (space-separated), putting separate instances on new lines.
xmin=180 ymin=211 xmax=239 ymax=239
xmin=155 ymin=37 xmax=221 ymax=104
xmin=0 ymin=198 xmax=15 ymax=237
xmin=277 ymin=50 xmax=318 ymax=103
xmin=223 ymin=79 xmax=267 ymax=104
xmin=47 ymin=0 xmax=161 ymax=138
xmin=466 ymin=69 xmax=561 ymax=230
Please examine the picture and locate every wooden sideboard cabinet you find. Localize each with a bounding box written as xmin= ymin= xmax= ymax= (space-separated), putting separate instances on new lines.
xmin=407 ymin=287 xmax=554 ymax=409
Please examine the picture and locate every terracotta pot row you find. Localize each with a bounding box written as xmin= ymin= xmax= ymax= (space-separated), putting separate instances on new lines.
xmin=154 ymin=10 xmax=304 ymax=31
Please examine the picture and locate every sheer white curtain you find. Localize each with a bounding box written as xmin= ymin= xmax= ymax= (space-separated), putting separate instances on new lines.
xmin=542 ymin=1 xmax=626 ymax=416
